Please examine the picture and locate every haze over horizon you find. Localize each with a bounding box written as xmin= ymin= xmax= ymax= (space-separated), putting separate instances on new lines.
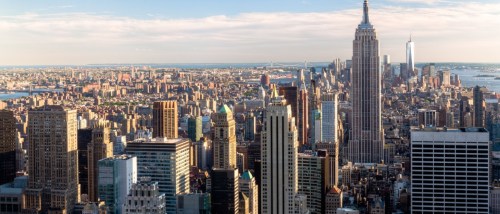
xmin=1 ymin=0 xmax=499 ymax=65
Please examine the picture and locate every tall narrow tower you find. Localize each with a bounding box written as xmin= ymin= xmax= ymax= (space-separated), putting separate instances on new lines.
xmin=406 ymin=35 xmax=415 ymax=79
xmin=23 ymin=106 xmax=79 ymax=213
xmin=213 ymin=104 xmax=237 ymax=169
xmin=348 ymin=0 xmax=384 ymax=164
xmin=87 ymin=120 xmax=113 ymax=202
xmin=261 ymin=88 xmax=299 ymax=214
xmin=153 ymin=101 xmax=178 ymax=139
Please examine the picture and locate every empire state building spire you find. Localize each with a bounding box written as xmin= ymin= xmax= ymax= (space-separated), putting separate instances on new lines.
xmin=359 ymin=0 xmax=373 ymax=29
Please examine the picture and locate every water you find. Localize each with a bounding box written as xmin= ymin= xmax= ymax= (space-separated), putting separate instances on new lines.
xmin=0 ymin=92 xmax=29 ymax=100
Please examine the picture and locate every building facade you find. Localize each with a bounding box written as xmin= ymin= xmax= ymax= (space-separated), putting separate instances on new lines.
xmin=122 ymin=178 xmax=166 ymax=214
xmin=348 ymin=0 xmax=384 ymax=164
xmin=321 ymin=93 xmax=338 ymax=143
xmin=88 ymin=121 xmax=113 ymax=202
xmin=24 ymin=105 xmax=79 ymax=213
xmin=411 ymin=128 xmax=490 ymax=213
xmin=213 ymin=105 xmax=237 ymax=169
xmin=0 ymin=110 xmax=17 ymax=185
xmin=152 ymin=101 xmax=178 ymax=139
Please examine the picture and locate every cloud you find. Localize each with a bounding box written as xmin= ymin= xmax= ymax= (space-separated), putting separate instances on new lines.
xmin=386 ymin=0 xmax=442 ymax=4
xmin=0 ymin=1 xmax=499 ymax=65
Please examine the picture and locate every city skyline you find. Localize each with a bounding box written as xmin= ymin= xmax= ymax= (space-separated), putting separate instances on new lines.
xmin=1 ymin=0 xmax=500 ymax=65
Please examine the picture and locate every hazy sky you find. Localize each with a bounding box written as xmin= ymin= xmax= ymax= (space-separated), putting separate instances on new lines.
xmin=0 ymin=0 xmax=499 ymax=65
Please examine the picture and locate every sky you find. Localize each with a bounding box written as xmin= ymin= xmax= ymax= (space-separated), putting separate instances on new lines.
xmin=0 ymin=0 xmax=499 ymax=65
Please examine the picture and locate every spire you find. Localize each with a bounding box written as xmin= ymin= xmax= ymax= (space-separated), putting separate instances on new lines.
xmin=363 ymin=0 xmax=370 ymax=24
xmin=271 ymin=87 xmax=279 ymax=98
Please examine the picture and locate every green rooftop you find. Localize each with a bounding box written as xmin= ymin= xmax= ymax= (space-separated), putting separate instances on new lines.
xmin=218 ymin=104 xmax=232 ymax=114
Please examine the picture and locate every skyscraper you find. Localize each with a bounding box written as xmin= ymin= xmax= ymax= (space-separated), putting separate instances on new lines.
xmin=23 ymin=105 xmax=79 ymax=213
xmin=88 ymin=121 xmax=113 ymax=202
xmin=406 ymin=35 xmax=415 ymax=78
xmin=411 ymin=127 xmax=490 ymax=213
xmin=321 ymin=93 xmax=338 ymax=143
xmin=239 ymin=171 xmax=259 ymax=214
xmin=152 ymin=100 xmax=178 ymax=139
xmin=261 ymin=89 xmax=299 ymax=214
xmin=348 ymin=0 xmax=384 ymax=164
xmin=297 ymin=151 xmax=330 ymax=214
xmin=211 ymin=168 xmax=240 ymax=213
xmin=122 ymin=177 xmax=166 ymax=214
xmin=125 ymin=138 xmax=190 ymax=214
xmin=473 ymin=85 xmax=485 ymax=127
xmin=0 ymin=110 xmax=17 ymax=185
xmin=213 ymin=104 xmax=237 ymax=169
xmin=188 ymin=116 xmax=203 ymax=142
xmin=98 ymin=155 xmax=137 ymax=214
xmin=298 ymin=83 xmax=309 ymax=145
xmin=78 ymin=128 xmax=92 ymax=196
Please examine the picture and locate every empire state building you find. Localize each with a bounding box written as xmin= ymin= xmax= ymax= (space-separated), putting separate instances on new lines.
xmin=348 ymin=0 xmax=384 ymax=163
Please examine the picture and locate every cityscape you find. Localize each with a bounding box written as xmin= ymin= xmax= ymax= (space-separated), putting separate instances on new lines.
xmin=1 ymin=1 xmax=500 ymax=214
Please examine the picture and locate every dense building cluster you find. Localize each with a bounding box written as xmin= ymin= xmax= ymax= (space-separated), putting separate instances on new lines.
xmin=0 ymin=1 xmax=498 ymax=214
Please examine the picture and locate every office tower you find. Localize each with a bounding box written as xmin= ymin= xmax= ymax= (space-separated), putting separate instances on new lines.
xmin=24 ymin=105 xmax=79 ymax=213
xmin=261 ymin=89 xmax=299 ymax=214
xmin=239 ymin=192 xmax=250 ymax=214
xmin=325 ymin=186 xmax=343 ymax=214
xmin=245 ymin=113 xmax=256 ymax=141
xmin=311 ymin=109 xmax=322 ymax=144
xmin=176 ymin=193 xmax=211 ymax=214
xmin=88 ymin=121 xmax=112 ymax=202
xmin=0 ymin=110 xmax=17 ymax=185
xmin=298 ymin=84 xmax=309 ymax=145
xmin=97 ymin=155 xmax=137 ymax=214
xmin=417 ymin=109 xmax=438 ymax=127
xmin=279 ymin=86 xmax=298 ymax=119
xmin=239 ymin=171 xmax=259 ymax=214
xmin=297 ymin=151 xmax=329 ymax=214
xmin=411 ymin=127 xmax=490 ymax=213
xmin=473 ymin=86 xmax=485 ymax=127
xmin=122 ymin=177 xmax=166 ymax=214
xmin=422 ymin=63 xmax=436 ymax=78
xmin=406 ymin=36 xmax=415 ymax=78
xmin=321 ymin=93 xmax=338 ymax=143
xmin=211 ymin=168 xmax=239 ymax=213
xmin=349 ymin=0 xmax=384 ymax=164
xmin=213 ymin=105 xmax=237 ymax=169
xmin=399 ymin=63 xmax=408 ymax=80
xmin=126 ymin=138 xmax=190 ymax=213
xmin=260 ymin=74 xmax=270 ymax=87
xmin=152 ymin=101 xmax=178 ymax=138
xmin=440 ymin=70 xmax=451 ymax=87
xmin=459 ymin=97 xmax=473 ymax=128
xmin=188 ymin=116 xmax=203 ymax=142
xmin=78 ymin=129 xmax=93 ymax=196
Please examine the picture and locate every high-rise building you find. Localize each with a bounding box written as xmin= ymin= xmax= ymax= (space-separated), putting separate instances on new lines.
xmin=245 ymin=113 xmax=257 ymax=141
xmin=406 ymin=35 xmax=415 ymax=78
xmin=211 ymin=168 xmax=240 ymax=213
xmin=88 ymin=121 xmax=113 ymax=202
xmin=152 ymin=101 xmax=178 ymax=139
xmin=213 ymin=105 xmax=237 ymax=169
xmin=239 ymin=171 xmax=259 ymax=214
xmin=188 ymin=116 xmax=203 ymax=142
xmin=23 ymin=105 xmax=79 ymax=213
xmin=322 ymin=93 xmax=339 ymax=143
xmin=297 ymin=151 xmax=329 ymax=214
xmin=348 ymin=0 xmax=384 ymax=164
xmin=97 ymin=155 xmax=137 ymax=214
xmin=78 ymin=128 xmax=92 ymax=196
xmin=126 ymin=138 xmax=190 ymax=214
xmin=315 ymin=143 xmax=339 ymax=187
xmin=122 ymin=177 xmax=166 ymax=214
xmin=473 ymin=85 xmax=485 ymax=127
xmin=176 ymin=193 xmax=211 ymax=214
xmin=325 ymin=186 xmax=343 ymax=214
xmin=411 ymin=127 xmax=490 ymax=213
xmin=0 ymin=110 xmax=17 ymax=185
xmin=261 ymin=89 xmax=299 ymax=214
xmin=298 ymin=84 xmax=309 ymax=145
xmin=417 ymin=109 xmax=438 ymax=128
xmin=260 ymin=74 xmax=271 ymax=87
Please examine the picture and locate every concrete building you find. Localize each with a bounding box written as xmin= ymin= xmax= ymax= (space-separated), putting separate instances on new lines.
xmin=213 ymin=105 xmax=237 ymax=169
xmin=298 ymin=83 xmax=309 ymax=145
xmin=97 ymin=155 xmax=137 ymax=214
xmin=0 ymin=176 xmax=27 ymax=214
xmin=188 ymin=116 xmax=203 ymax=142
xmin=152 ymin=101 xmax=178 ymax=139
xmin=411 ymin=127 xmax=490 ymax=213
xmin=348 ymin=0 xmax=384 ymax=164
xmin=325 ymin=186 xmax=342 ymax=214
xmin=176 ymin=193 xmax=211 ymax=214
xmin=473 ymin=85 xmax=485 ymax=127
xmin=23 ymin=105 xmax=79 ymax=213
xmin=239 ymin=171 xmax=258 ymax=214
xmin=417 ymin=109 xmax=438 ymax=128
xmin=261 ymin=88 xmax=299 ymax=214
xmin=0 ymin=110 xmax=17 ymax=185
xmin=297 ymin=151 xmax=329 ymax=214
xmin=126 ymin=138 xmax=190 ymax=214
xmin=122 ymin=177 xmax=166 ymax=214
xmin=315 ymin=143 xmax=339 ymax=188
xmin=88 ymin=121 xmax=113 ymax=202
